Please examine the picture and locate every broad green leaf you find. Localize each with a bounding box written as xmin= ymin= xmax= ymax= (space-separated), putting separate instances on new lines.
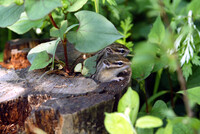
xmin=8 ymin=12 xmax=43 ymax=34
xmin=50 ymin=20 xmax=68 ymax=39
xmin=118 ymin=87 xmax=140 ymax=125
xmin=0 ymin=4 xmax=24 ymax=27
xmin=155 ymin=128 xmax=164 ymax=134
xmin=67 ymin=10 xmax=123 ymax=53
xmin=0 ymin=0 xmax=14 ymax=6
xmin=187 ymin=0 xmax=200 ymax=17
xmin=178 ymin=86 xmax=200 ymax=105
xmin=104 ymin=112 xmax=136 ymax=134
xmin=66 ymin=0 xmax=88 ymax=12
xmin=29 ymin=51 xmax=52 ymax=71
xmin=136 ymin=116 xmax=163 ymax=128
xmin=25 ymin=0 xmax=62 ymax=20
xmin=137 ymin=128 xmax=153 ymax=134
xmin=150 ymin=100 xmax=168 ymax=119
xmin=81 ymin=55 xmax=97 ymax=77
xmin=148 ymin=16 xmax=165 ymax=45
xmin=28 ymin=39 xmax=60 ymax=64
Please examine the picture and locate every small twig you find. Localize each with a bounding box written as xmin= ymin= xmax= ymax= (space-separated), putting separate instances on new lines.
xmin=167 ymin=70 xmax=174 ymax=108
xmin=176 ymin=64 xmax=193 ymax=117
xmin=48 ymin=13 xmax=59 ymax=29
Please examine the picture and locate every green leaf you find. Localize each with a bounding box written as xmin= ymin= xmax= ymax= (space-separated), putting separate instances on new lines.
xmin=14 ymin=0 xmax=24 ymax=5
xmin=29 ymin=51 xmax=52 ymax=71
xmin=182 ymin=62 xmax=192 ymax=81
xmin=187 ymin=66 xmax=200 ymax=88
xmin=28 ymin=39 xmax=60 ymax=64
xmin=0 ymin=0 xmax=14 ymax=6
xmin=25 ymin=0 xmax=62 ymax=20
xmin=0 ymin=4 xmax=24 ymax=27
xmin=81 ymin=55 xmax=97 ymax=77
xmin=137 ymin=128 xmax=153 ymax=134
xmin=117 ymin=87 xmax=140 ymax=125
xmin=66 ymin=0 xmax=88 ymax=12
xmin=8 ymin=12 xmax=43 ymax=34
xmin=148 ymin=16 xmax=165 ymax=45
xmin=187 ymin=0 xmax=200 ymax=17
xmin=150 ymin=100 xmax=168 ymax=119
xmin=178 ymin=86 xmax=200 ymax=105
xmin=67 ymin=10 xmax=123 ymax=53
xmin=104 ymin=112 xmax=136 ymax=134
xmin=136 ymin=116 xmax=163 ymax=128
xmin=74 ymin=63 xmax=82 ymax=73
xmin=50 ymin=20 xmax=68 ymax=39
xmin=191 ymin=54 xmax=200 ymax=66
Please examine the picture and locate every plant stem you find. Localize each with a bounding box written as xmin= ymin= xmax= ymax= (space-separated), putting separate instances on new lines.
xmin=139 ymin=80 xmax=149 ymax=113
xmin=62 ymin=38 xmax=70 ymax=73
xmin=167 ymin=70 xmax=174 ymax=108
xmin=94 ymin=0 xmax=99 ymax=13
xmin=153 ymin=69 xmax=163 ymax=95
xmin=48 ymin=13 xmax=59 ymax=29
xmin=176 ymin=63 xmax=193 ymax=117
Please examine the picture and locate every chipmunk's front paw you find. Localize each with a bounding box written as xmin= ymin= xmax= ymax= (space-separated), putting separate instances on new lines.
xmin=112 ymin=77 xmax=124 ymax=82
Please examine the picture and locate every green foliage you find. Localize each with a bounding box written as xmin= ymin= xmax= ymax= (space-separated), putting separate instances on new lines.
xmin=25 ymin=0 xmax=62 ymax=20
xmin=135 ymin=115 xmax=163 ymax=129
xmin=29 ymin=51 xmax=52 ymax=71
xmin=118 ymin=87 xmax=139 ymax=124
xmin=178 ymin=86 xmax=200 ymax=105
xmin=67 ymin=10 xmax=123 ymax=53
xmin=50 ymin=20 xmax=68 ymax=39
xmin=0 ymin=4 xmax=24 ymax=27
xmin=117 ymin=17 xmax=134 ymax=52
xmin=8 ymin=12 xmax=44 ymax=34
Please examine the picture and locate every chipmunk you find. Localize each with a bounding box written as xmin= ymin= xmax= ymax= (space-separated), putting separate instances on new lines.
xmin=92 ymin=55 xmax=131 ymax=83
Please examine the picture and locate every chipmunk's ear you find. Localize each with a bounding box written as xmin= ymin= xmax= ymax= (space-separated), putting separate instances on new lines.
xmin=103 ymin=59 xmax=110 ymax=68
xmin=105 ymin=47 xmax=113 ymax=54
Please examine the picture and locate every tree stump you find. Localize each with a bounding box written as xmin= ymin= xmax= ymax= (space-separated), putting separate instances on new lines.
xmin=0 ymin=39 xmax=132 ymax=134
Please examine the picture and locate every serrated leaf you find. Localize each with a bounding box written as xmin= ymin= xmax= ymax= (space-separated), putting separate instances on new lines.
xmin=8 ymin=12 xmax=43 ymax=34
xmin=67 ymin=10 xmax=123 ymax=53
xmin=29 ymin=51 xmax=52 ymax=71
xmin=136 ymin=116 xmax=163 ymax=128
xmin=50 ymin=20 xmax=68 ymax=39
xmin=150 ymin=100 xmax=168 ymax=119
xmin=66 ymin=0 xmax=88 ymax=12
xmin=182 ymin=62 xmax=192 ymax=81
xmin=104 ymin=113 xmax=136 ymax=134
xmin=0 ymin=4 xmax=24 ymax=27
xmin=118 ymin=87 xmax=139 ymax=125
xmin=25 ymin=0 xmax=62 ymax=20
xmin=148 ymin=16 xmax=165 ymax=44
xmin=187 ymin=66 xmax=200 ymax=88
xmin=178 ymin=86 xmax=200 ymax=105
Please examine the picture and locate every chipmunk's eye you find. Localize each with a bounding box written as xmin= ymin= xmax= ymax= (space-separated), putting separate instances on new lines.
xmin=118 ymin=49 xmax=125 ymax=53
xmin=116 ymin=61 xmax=123 ymax=65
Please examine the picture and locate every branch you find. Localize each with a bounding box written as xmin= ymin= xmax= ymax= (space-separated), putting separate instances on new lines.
xmin=48 ymin=13 xmax=59 ymax=29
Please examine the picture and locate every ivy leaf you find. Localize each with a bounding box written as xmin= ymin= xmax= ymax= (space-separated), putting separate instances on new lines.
xmin=50 ymin=20 xmax=68 ymax=39
xmin=67 ymin=10 xmax=123 ymax=53
xmin=104 ymin=113 xmax=136 ymax=134
xmin=29 ymin=51 xmax=52 ymax=71
xmin=0 ymin=4 xmax=24 ymax=27
xmin=118 ymin=87 xmax=140 ymax=125
xmin=178 ymin=86 xmax=200 ymax=105
xmin=25 ymin=0 xmax=62 ymax=20
xmin=136 ymin=116 xmax=163 ymax=129
xmin=148 ymin=16 xmax=165 ymax=45
xmin=66 ymin=0 xmax=88 ymax=12
xmin=8 ymin=12 xmax=43 ymax=34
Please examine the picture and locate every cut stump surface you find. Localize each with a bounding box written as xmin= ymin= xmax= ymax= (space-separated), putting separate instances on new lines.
xmin=0 ymin=67 xmax=131 ymax=134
